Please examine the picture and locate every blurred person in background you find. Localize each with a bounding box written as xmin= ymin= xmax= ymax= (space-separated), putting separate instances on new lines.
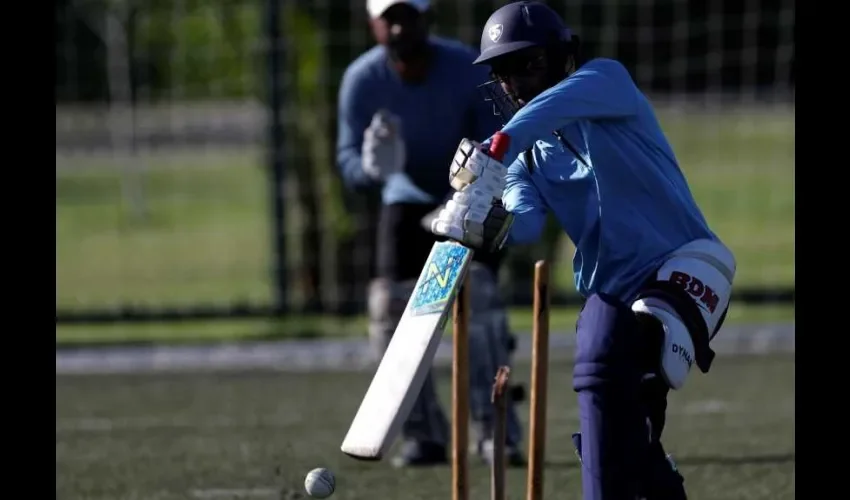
xmin=336 ymin=0 xmax=526 ymax=468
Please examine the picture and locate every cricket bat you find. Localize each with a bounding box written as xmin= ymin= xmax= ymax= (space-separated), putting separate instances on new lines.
xmin=340 ymin=132 xmax=511 ymax=461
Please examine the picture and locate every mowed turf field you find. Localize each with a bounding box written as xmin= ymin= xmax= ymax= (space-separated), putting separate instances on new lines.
xmin=56 ymin=354 xmax=795 ymax=500
xmin=56 ymin=105 xmax=795 ymax=312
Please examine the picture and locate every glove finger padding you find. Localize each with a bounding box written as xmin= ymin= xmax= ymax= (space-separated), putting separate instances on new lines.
xmin=449 ymin=139 xmax=508 ymax=196
xmin=431 ymin=214 xmax=468 ymax=245
xmin=431 ymin=191 xmax=513 ymax=252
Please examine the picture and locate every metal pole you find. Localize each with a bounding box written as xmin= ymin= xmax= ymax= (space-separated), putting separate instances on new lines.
xmin=266 ymin=0 xmax=287 ymax=314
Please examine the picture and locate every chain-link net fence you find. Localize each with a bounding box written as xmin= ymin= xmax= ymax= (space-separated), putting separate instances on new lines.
xmin=56 ymin=0 xmax=794 ymax=320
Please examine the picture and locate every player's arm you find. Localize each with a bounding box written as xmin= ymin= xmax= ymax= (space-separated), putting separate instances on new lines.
xmin=489 ymin=59 xmax=639 ymax=164
xmin=502 ymin=156 xmax=547 ymax=246
xmin=336 ymin=67 xmax=380 ymax=191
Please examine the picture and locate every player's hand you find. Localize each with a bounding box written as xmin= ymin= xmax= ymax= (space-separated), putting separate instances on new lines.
xmin=362 ymin=110 xmax=406 ymax=180
xmin=420 ymin=197 xmax=449 ymax=233
xmin=449 ymin=139 xmax=508 ymax=198
xmin=431 ymin=189 xmax=513 ymax=252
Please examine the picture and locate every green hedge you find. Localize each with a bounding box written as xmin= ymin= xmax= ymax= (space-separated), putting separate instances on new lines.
xmin=55 ymin=0 xmax=496 ymax=102
xmin=132 ymin=1 xmax=261 ymax=99
xmin=56 ymin=0 xmax=264 ymax=101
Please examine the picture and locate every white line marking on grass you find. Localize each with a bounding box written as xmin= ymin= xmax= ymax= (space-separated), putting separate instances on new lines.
xmin=190 ymin=488 xmax=279 ymax=498
xmin=56 ymin=414 xmax=303 ymax=433
xmin=752 ymin=328 xmax=776 ymax=354
xmin=679 ymin=399 xmax=737 ymax=415
xmin=554 ymin=400 xmax=739 ymax=421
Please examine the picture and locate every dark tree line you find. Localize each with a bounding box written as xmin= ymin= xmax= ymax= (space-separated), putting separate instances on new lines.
xmin=56 ymin=0 xmax=794 ymax=104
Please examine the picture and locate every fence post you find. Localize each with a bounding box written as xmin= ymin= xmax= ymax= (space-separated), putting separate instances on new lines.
xmin=266 ymin=0 xmax=287 ymax=315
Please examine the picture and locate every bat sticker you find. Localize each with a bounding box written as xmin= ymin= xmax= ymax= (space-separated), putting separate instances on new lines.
xmin=409 ymin=243 xmax=470 ymax=316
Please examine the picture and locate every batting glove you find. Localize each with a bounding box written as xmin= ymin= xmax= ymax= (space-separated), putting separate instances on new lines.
xmin=449 ymin=139 xmax=508 ymax=198
xmin=431 ymin=189 xmax=513 ymax=252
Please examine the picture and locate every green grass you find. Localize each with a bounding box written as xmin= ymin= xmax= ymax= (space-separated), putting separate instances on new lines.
xmin=55 ymin=303 xmax=794 ymax=346
xmin=56 ymin=150 xmax=271 ymax=308
xmin=56 ymin=354 xmax=795 ymax=500
xmin=659 ymin=107 xmax=795 ymax=287
xmin=56 ymin=106 xmax=794 ymax=309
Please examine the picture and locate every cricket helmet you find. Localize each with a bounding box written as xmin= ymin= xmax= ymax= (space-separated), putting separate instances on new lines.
xmin=473 ymin=1 xmax=574 ymax=66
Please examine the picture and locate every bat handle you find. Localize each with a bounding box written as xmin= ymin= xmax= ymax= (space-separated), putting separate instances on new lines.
xmin=488 ymin=132 xmax=510 ymax=162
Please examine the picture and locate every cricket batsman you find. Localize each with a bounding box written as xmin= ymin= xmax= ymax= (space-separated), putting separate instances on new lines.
xmin=336 ymin=0 xmax=525 ymax=468
xmin=431 ymin=1 xmax=737 ymax=498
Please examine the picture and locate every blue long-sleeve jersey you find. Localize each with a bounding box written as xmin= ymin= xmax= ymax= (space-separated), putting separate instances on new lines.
xmin=336 ymin=36 xmax=502 ymax=205
xmin=487 ymin=58 xmax=718 ymax=301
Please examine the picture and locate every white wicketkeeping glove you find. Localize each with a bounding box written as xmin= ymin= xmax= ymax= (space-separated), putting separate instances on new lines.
xmin=431 ymin=139 xmax=513 ymax=252
xmin=362 ymin=110 xmax=406 ymax=180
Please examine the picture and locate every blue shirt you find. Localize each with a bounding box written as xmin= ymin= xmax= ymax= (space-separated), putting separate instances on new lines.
xmin=337 ymin=36 xmax=502 ymax=204
xmin=486 ymin=58 xmax=719 ymax=301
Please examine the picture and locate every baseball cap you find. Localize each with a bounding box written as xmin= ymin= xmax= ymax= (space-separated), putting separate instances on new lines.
xmin=367 ymin=0 xmax=430 ymax=19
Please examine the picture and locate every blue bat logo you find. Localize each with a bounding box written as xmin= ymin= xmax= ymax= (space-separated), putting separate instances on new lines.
xmin=409 ymin=243 xmax=470 ymax=316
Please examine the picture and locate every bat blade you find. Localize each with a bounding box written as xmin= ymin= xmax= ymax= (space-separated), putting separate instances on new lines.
xmin=340 ymin=131 xmax=510 ymax=461
xmin=340 ymin=241 xmax=474 ymax=460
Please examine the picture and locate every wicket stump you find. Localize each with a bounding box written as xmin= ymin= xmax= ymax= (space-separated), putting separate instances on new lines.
xmin=527 ymin=260 xmax=550 ymax=500
xmin=450 ymin=260 xmax=551 ymax=500
xmin=452 ymin=282 xmax=470 ymax=500
xmin=491 ymin=366 xmax=511 ymax=500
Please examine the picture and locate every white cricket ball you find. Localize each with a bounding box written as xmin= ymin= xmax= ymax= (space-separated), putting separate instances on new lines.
xmin=304 ymin=467 xmax=335 ymax=498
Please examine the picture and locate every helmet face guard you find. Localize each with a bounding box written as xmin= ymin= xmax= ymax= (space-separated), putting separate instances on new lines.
xmin=474 ymin=2 xmax=577 ymax=125
xmin=477 ymin=46 xmax=564 ymax=125
xmin=477 ymin=49 xmax=546 ymax=124
xmin=478 ymin=79 xmax=520 ymax=126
